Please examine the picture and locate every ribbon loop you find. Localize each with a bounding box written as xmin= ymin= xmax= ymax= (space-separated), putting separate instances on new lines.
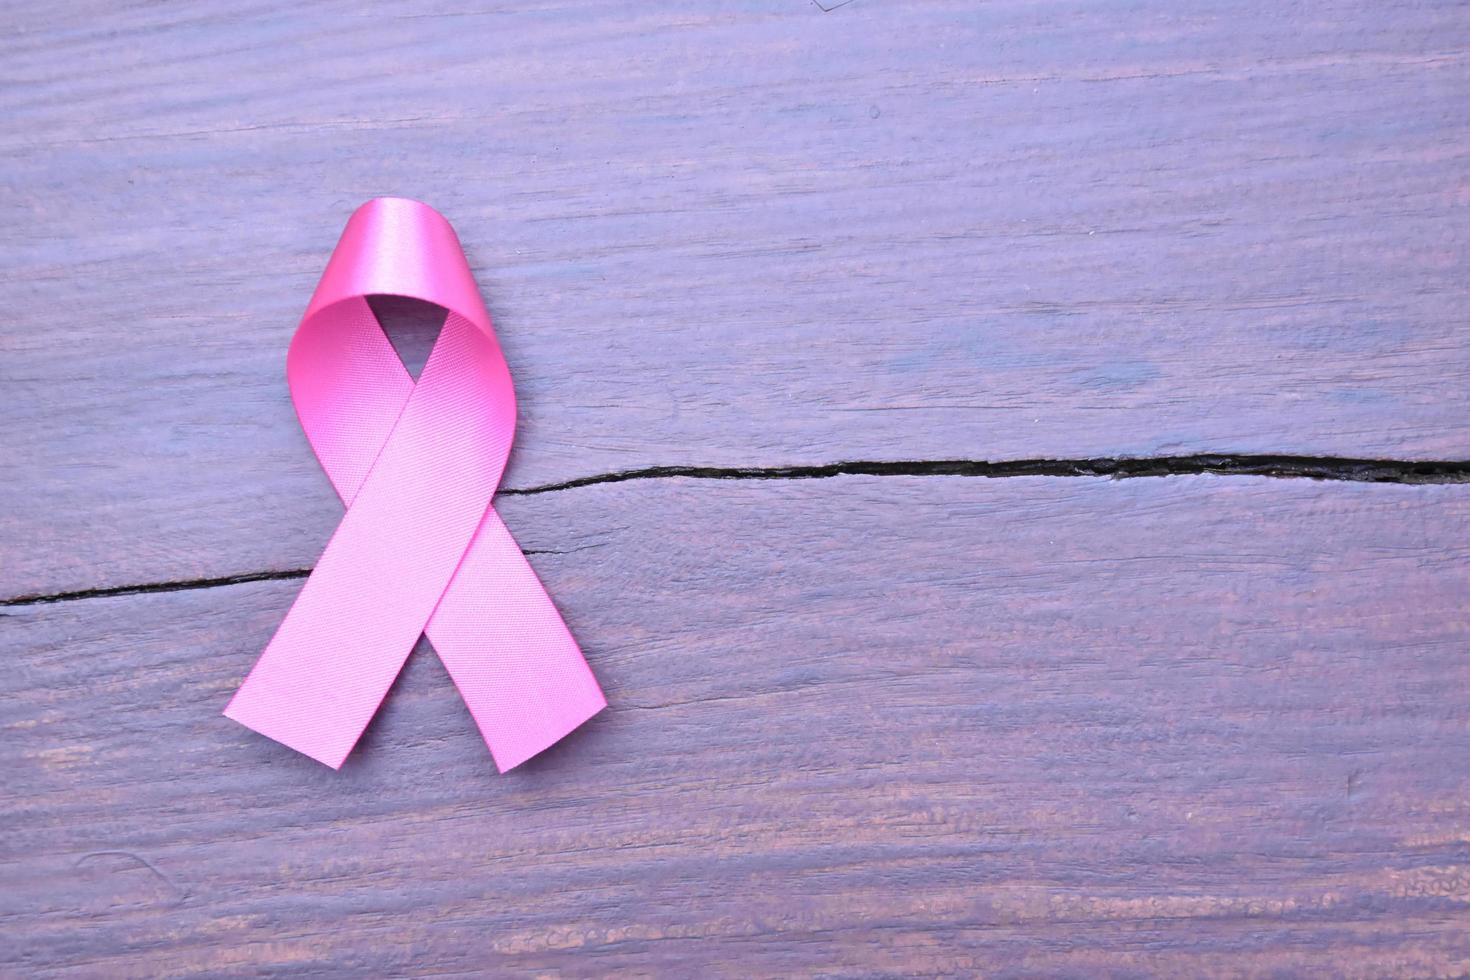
xmin=225 ymin=198 xmax=605 ymax=771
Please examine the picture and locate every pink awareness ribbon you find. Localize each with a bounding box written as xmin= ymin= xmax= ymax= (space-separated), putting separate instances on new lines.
xmin=224 ymin=198 xmax=606 ymax=771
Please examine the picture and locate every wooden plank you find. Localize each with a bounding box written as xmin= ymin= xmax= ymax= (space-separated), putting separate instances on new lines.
xmin=4 ymin=0 xmax=1469 ymax=596
xmin=5 ymin=475 xmax=1470 ymax=976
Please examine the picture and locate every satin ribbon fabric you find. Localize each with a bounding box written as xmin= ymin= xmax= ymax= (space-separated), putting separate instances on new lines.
xmin=225 ymin=198 xmax=605 ymax=771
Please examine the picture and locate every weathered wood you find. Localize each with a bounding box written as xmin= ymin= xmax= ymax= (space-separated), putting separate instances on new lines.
xmin=5 ymin=1 xmax=1468 ymax=972
xmin=5 ymin=476 xmax=1470 ymax=976
xmin=4 ymin=0 xmax=1469 ymax=596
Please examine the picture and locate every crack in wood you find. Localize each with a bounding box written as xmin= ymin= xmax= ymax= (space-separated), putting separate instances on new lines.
xmin=6 ymin=453 xmax=1468 ymax=608
xmin=499 ymin=454 xmax=1470 ymax=495
xmin=2 ymin=568 xmax=314 ymax=608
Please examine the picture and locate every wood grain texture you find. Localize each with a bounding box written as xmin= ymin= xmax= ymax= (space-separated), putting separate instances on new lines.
xmin=5 ymin=476 xmax=1470 ymax=976
xmin=3 ymin=0 xmax=1469 ymax=596
xmin=5 ymin=1 xmax=1469 ymax=975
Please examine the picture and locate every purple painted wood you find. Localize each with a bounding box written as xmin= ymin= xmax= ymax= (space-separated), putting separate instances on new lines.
xmin=4 ymin=1 xmax=1470 ymax=975
xmin=3 ymin=0 xmax=1469 ymax=597
xmin=5 ymin=477 xmax=1470 ymax=975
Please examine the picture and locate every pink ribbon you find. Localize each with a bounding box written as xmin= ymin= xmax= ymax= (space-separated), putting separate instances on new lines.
xmin=224 ymin=198 xmax=605 ymax=771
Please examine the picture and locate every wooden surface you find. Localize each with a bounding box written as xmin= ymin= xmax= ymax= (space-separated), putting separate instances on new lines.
xmin=5 ymin=0 xmax=1470 ymax=599
xmin=4 ymin=0 xmax=1469 ymax=976
xmin=8 ymin=477 xmax=1470 ymax=976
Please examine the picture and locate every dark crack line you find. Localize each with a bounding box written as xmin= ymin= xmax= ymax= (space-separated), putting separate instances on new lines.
xmin=6 ymin=454 xmax=1469 ymax=608
xmin=499 ymin=454 xmax=1470 ymax=496
xmin=1 ymin=568 xmax=312 ymax=608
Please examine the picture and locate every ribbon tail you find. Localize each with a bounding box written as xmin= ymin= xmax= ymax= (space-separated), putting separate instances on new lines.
xmin=427 ymin=506 xmax=606 ymax=772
